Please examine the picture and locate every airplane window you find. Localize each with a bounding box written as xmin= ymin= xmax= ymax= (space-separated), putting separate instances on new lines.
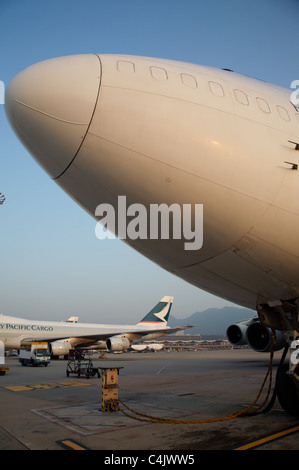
xmin=150 ymin=66 xmax=168 ymax=81
xmin=181 ymin=73 xmax=197 ymax=89
xmin=117 ymin=61 xmax=135 ymax=73
xmin=234 ymin=89 xmax=249 ymax=106
xmin=277 ymin=105 xmax=290 ymax=121
xmin=209 ymin=81 xmax=225 ymax=97
xmin=256 ymin=97 xmax=271 ymax=114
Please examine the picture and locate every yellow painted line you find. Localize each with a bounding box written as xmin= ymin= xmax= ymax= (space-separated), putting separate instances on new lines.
xmin=58 ymin=439 xmax=89 ymax=450
xmin=234 ymin=425 xmax=299 ymax=450
xmin=3 ymin=381 xmax=92 ymax=392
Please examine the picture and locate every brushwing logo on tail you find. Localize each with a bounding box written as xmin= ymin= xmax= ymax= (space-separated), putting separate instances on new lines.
xmin=139 ymin=296 xmax=173 ymax=324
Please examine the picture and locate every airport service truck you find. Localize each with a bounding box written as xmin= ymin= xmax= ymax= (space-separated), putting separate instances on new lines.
xmin=19 ymin=342 xmax=51 ymax=367
xmin=0 ymin=340 xmax=9 ymax=375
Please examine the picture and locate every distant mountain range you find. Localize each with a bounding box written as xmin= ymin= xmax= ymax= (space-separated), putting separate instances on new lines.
xmin=171 ymin=306 xmax=255 ymax=336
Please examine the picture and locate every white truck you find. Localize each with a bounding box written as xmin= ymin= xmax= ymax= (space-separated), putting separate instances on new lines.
xmin=19 ymin=342 xmax=51 ymax=367
xmin=0 ymin=340 xmax=9 ymax=375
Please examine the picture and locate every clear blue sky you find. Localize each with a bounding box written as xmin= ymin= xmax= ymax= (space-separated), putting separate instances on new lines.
xmin=0 ymin=0 xmax=298 ymax=323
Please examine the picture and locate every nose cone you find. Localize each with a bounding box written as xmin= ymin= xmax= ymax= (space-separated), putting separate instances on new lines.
xmin=5 ymin=54 xmax=101 ymax=178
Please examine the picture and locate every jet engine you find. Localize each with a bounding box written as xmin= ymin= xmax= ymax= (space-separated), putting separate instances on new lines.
xmin=226 ymin=318 xmax=257 ymax=346
xmin=246 ymin=322 xmax=286 ymax=352
xmin=226 ymin=318 xmax=286 ymax=352
xmin=106 ymin=337 xmax=131 ymax=352
xmin=49 ymin=341 xmax=72 ymax=357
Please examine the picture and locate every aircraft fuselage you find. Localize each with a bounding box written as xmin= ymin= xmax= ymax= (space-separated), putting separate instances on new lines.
xmin=5 ymin=54 xmax=299 ymax=311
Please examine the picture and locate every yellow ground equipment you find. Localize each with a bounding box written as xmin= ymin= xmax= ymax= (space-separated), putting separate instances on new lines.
xmin=0 ymin=366 xmax=9 ymax=376
xmin=100 ymin=367 xmax=123 ymax=412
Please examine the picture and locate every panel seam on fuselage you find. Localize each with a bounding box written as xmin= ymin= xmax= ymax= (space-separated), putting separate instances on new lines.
xmin=52 ymin=54 xmax=103 ymax=181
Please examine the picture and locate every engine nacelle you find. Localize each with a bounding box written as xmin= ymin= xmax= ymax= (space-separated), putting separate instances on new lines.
xmin=49 ymin=341 xmax=72 ymax=357
xmin=106 ymin=337 xmax=131 ymax=352
xmin=246 ymin=323 xmax=286 ymax=352
xmin=226 ymin=318 xmax=258 ymax=346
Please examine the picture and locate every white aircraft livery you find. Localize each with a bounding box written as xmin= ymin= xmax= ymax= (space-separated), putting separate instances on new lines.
xmin=0 ymin=296 xmax=188 ymax=354
xmin=5 ymin=54 xmax=299 ymax=415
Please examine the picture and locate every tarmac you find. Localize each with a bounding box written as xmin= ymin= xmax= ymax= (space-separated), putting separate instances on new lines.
xmin=0 ymin=348 xmax=299 ymax=453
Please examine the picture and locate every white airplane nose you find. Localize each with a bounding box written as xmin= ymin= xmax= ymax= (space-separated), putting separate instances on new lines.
xmin=5 ymin=54 xmax=101 ymax=178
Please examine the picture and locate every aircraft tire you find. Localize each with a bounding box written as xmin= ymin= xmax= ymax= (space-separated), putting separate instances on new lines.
xmin=276 ymin=364 xmax=299 ymax=417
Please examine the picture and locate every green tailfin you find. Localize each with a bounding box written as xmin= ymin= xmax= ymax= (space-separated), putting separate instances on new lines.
xmin=138 ymin=296 xmax=173 ymax=324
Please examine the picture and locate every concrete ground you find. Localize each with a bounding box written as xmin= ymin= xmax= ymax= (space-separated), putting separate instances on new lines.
xmin=0 ymin=349 xmax=298 ymax=451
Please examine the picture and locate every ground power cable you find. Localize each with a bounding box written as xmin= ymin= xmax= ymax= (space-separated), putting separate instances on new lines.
xmin=241 ymin=339 xmax=290 ymax=417
xmin=117 ymin=331 xmax=283 ymax=424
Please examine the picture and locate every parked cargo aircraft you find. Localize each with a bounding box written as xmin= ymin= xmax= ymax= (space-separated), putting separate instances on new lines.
xmin=131 ymin=343 xmax=164 ymax=352
xmin=5 ymin=54 xmax=299 ymax=415
xmin=0 ymin=296 xmax=189 ymax=355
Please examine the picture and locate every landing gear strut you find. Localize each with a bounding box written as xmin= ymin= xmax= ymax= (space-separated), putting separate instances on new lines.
xmin=257 ymin=299 xmax=299 ymax=417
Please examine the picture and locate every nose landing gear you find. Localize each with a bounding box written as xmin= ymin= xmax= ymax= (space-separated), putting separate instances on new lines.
xmin=276 ymin=340 xmax=299 ymax=417
xmin=257 ymin=300 xmax=299 ymax=417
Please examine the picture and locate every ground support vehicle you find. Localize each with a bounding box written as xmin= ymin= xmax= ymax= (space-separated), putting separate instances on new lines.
xmin=0 ymin=366 xmax=9 ymax=376
xmin=66 ymin=350 xmax=100 ymax=378
xmin=19 ymin=342 xmax=51 ymax=367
